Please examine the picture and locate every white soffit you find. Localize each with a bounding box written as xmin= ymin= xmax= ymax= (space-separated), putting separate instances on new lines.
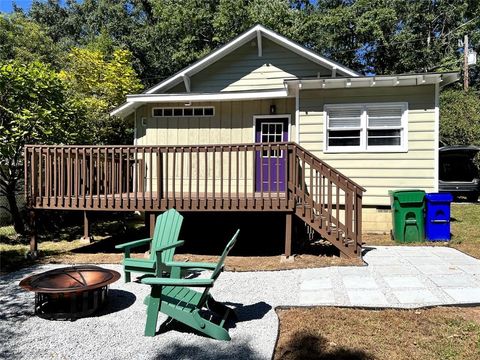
xmin=126 ymin=89 xmax=291 ymax=103
xmin=286 ymin=72 xmax=460 ymax=90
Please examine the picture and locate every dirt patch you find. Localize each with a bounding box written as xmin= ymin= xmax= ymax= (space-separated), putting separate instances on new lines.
xmin=39 ymin=252 xmax=363 ymax=271
xmin=275 ymin=307 xmax=480 ymax=360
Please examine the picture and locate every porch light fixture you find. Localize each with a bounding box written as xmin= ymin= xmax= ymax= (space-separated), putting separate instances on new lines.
xmin=270 ymin=104 xmax=276 ymax=114
xmin=141 ymin=117 xmax=147 ymax=127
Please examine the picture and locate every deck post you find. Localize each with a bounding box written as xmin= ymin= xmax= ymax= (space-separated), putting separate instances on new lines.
xmin=284 ymin=212 xmax=292 ymax=257
xmin=29 ymin=210 xmax=38 ymax=259
xmin=145 ymin=212 xmax=156 ymax=239
xmin=81 ymin=211 xmax=92 ymax=243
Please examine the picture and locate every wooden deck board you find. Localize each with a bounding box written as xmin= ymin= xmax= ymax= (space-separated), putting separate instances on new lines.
xmin=36 ymin=191 xmax=290 ymax=211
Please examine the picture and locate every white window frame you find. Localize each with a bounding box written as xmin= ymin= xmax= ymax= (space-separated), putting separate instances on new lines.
xmin=260 ymin=121 xmax=284 ymax=158
xmin=323 ymin=102 xmax=408 ymax=153
xmin=152 ymin=106 xmax=215 ymax=118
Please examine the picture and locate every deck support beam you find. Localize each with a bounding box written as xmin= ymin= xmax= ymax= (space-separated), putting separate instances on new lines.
xmin=284 ymin=212 xmax=292 ymax=257
xmin=29 ymin=210 xmax=38 ymax=259
xmin=81 ymin=211 xmax=92 ymax=243
xmin=146 ymin=212 xmax=156 ymax=238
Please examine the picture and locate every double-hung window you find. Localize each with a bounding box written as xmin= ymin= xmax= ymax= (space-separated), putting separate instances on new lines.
xmin=324 ymin=103 xmax=407 ymax=152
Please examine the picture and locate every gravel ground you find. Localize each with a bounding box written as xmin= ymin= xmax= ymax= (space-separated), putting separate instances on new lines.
xmin=1 ymin=264 xmax=299 ymax=360
xmin=2 ymin=246 xmax=480 ymax=360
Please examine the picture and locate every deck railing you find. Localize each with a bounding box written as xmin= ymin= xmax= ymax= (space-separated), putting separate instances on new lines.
xmin=24 ymin=142 xmax=365 ymax=255
xmin=24 ymin=143 xmax=293 ymax=211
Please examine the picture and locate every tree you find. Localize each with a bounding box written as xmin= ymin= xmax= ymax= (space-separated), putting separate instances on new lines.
xmin=0 ymin=14 xmax=62 ymax=67
xmin=440 ymin=88 xmax=480 ymax=146
xmin=60 ymin=47 xmax=143 ymax=144
xmin=0 ymin=61 xmax=84 ymax=233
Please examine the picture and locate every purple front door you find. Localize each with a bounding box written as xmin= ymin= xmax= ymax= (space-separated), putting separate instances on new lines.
xmin=255 ymin=117 xmax=288 ymax=192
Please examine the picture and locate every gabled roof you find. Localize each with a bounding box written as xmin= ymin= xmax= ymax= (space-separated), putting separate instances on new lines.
xmin=111 ymin=25 xmax=359 ymax=117
xmin=144 ymin=24 xmax=359 ymax=95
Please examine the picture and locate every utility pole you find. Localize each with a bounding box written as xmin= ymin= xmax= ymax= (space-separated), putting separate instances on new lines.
xmin=464 ymin=34 xmax=469 ymax=91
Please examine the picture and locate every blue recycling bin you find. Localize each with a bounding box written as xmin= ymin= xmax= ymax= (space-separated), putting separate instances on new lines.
xmin=425 ymin=193 xmax=453 ymax=241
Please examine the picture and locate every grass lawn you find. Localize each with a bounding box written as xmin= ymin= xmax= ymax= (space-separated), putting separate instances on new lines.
xmin=275 ymin=307 xmax=480 ymax=360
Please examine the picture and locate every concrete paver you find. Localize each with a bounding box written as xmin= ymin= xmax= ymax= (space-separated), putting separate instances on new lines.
xmin=347 ymin=289 xmax=389 ymax=306
xmin=382 ymin=276 xmax=425 ymax=289
xmin=392 ymin=289 xmax=440 ymax=304
xmin=443 ymin=288 xmax=480 ymax=303
xmin=299 ymin=246 xmax=480 ymax=308
xmin=299 ymin=289 xmax=336 ymax=305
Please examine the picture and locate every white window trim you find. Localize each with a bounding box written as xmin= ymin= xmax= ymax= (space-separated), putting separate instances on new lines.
xmin=323 ymin=102 xmax=408 ymax=153
xmin=252 ymin=114 xmax=292 ymax=144
xmin=152 ymin=106 xmax=215 ymax=118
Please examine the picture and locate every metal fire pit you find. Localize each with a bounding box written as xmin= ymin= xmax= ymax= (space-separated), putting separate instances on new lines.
xmin=19 ymin=265 xmax=121 ymax=320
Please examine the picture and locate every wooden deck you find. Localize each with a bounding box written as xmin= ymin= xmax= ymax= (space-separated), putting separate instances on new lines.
xmin=25 ymin=142 xmax=365 ymax=258
xmin=35 ymin=192 xmax=290 ymax=211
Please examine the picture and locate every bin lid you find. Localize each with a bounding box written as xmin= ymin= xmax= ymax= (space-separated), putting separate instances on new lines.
xmin=390 ymin=189 xmax=425 ymax=203
xmin=425 ymin=192 xmax=453 ymax=203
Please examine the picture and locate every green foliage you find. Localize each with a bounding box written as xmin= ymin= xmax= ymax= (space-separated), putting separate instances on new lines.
xmin=0 ymin=14 xmax=62 ymax=67
xmin=440 ymin=89 xmax=480 ymax=146
xmin=0 ymin=61 xmax=84 ymax=232
xmin=0 ymin=61 xmax=82 ymax=158
xmin=60 ymin=47 xmax=143 ymax=144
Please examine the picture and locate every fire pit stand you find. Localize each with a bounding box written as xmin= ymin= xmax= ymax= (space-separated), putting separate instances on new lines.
xmin=19 ymin=265 xmax=121 ymax=320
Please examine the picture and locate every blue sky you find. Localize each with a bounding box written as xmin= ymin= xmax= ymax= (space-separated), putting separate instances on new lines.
xmin=0 ymin=0 xmax=68 ymax=13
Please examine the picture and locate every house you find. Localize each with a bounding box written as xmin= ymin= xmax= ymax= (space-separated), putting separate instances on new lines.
xmin=24 ymin=25 xmax=459 ymax=259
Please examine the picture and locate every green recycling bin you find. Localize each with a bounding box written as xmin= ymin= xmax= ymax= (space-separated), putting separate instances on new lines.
xmin=389 ymin=189 xmax=426 ymax=243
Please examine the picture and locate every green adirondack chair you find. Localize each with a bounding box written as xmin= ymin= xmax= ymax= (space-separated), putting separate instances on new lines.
xmin=142 ymin=229 xmax=240 ymax=341
xmin=115 ymin=209 xmax=184 ymax=283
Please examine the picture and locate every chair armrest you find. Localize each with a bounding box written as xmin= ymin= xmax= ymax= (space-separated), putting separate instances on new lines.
xmin=115 ymin=238 xmax=151 ymax=250
xmin=141 ymin=277 xmax=214 ymax=287
xmin=165 ymin=261 xmax=217 ymax=270
xmin=155 ymin=240 xmax=185 ymax=252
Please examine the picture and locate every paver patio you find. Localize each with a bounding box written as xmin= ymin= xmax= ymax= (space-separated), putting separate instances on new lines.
xmin=2 ymin=246 xmax=480 ymax=359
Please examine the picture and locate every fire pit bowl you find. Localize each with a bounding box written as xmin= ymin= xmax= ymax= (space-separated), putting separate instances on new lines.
xmin=19 ymin=265 xmax=121 ymax=320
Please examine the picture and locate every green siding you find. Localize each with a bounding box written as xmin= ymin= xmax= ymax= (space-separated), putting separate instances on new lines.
xmin=165 ymin=38 xmax=331 ymax=93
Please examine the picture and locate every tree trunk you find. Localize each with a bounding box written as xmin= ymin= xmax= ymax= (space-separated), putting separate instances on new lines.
xmin=6 ymin=187 xmax=25 ymax=234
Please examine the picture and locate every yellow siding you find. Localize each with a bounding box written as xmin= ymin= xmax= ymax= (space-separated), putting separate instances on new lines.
xmin=165 ymin=38 xmax=331 ymax=93
xmin=299 ymin=85 xmax=436 ymax=206
xmin=134 ymin=99 xmax=295 ymax=193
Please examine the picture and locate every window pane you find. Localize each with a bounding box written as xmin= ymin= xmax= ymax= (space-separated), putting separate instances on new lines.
xmin=367 ymin=107 xmax=402 ymax=127
xmin=204 ymin=107 xmax=214 ymax=116
xmin=194 ymin=108 xmax=203 ymax=116
xmin=328 ymin=130 xmax=361 ymax=147
xmin=163 ymin=108 xmax=173 ymax=116
xmin=368 ymin=129 xmax=401 ymax=146
xmin=174 ymin=108 xmax=182 ymax=116
xmin=184 ymin=108 xmax=193 ymax=116
xmin=153 ymin=108 xmax=163 ymax=117
xmin=328 ymin=108 xmax=362 ymax=128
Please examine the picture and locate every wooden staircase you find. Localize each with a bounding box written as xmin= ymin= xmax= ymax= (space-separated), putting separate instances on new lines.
xmin=289 ymin=144 xmax=365 ymax=258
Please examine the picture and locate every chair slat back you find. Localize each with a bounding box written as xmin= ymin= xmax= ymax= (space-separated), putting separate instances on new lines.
xmin=150 ymin=209 xmax=183 ymax=262
xmin=210 ymin=229 xmax=240 ymax=280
